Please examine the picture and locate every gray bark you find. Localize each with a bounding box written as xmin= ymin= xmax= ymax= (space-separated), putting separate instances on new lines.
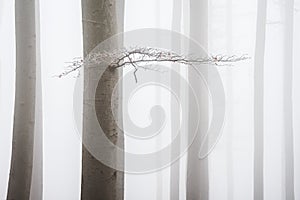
xmin=283 ymin=0 xmax=295 ymax=199
xmin=253 ymin=0 xmax=267 ymax=199
xmin=170 ymin=0 xmax=182 ymax=199
xmin=225 ymin=0 xmax=234 ymax=199
xmin=30 ymin=0 xmax=43 ymax=199
xmin=187 ymin=0 xmax=209 ymax=199
xmin=155 ymin=2 xmax=163 ymax=200
xmin=81 ymin=0 xmax=124 ymax=199
xmin=7 ymin=0 xmax=42 ymax=199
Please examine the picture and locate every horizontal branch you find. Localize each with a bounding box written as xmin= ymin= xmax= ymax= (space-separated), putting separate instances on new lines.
xmin=58 ymin=47 xmax=249 ymax=81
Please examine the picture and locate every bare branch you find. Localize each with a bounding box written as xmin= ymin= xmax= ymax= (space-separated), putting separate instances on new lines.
xmin=57 ymin=47 xmax=249 ymax=82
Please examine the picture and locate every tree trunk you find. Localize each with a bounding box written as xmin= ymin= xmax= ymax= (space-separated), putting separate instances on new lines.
xmin=7 ymin=0 xmax=42 ymax=199
xmin=81 ymin=0 xmax=124 ymax=199
xmin=170 ymin=0 xmax=182 ymax=199
xmin=283 ymin=0 xmax=295 ymax=198
xmin=253 ymin=0 xmax=267 ymax=199
xmin=187 ymin=0 xmax=209 ymax=199
xmin=225 ymin=0 xmax=234 ymax=199
xmin=29 ymin=0 xmax=43 ymax=199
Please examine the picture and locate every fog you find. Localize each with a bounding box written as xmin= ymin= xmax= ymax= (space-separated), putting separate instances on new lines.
xmin=1 ymin=0 xmax=300 ymax=199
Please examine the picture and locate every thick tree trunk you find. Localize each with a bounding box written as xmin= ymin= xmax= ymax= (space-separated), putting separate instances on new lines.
xmin=7 ymin=0 xmax=42 ymax=199
xmin=81 ymin=0 xmax=124 ymax=199
xmin=30 ymin=1 xmax=43 ymax=199
xmin=187 ymin=0 xmax=209 ymax=199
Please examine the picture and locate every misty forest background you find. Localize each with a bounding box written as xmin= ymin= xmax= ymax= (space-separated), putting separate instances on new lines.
xmin=1 ymin=0 xmax=300 ymax=199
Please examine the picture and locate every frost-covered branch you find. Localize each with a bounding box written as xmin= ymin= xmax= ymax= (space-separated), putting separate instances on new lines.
xmin=58 ymin=47 xmax=249 ymax=81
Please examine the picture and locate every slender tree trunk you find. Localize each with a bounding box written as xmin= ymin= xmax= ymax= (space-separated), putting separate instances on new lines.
xmin=81 ymin=0 xmax=124 ymax=199
xmin=154 ymin=2 xmax=164 ymax=200
xmin=225 ymin=0 xmax=234 ymax=199
xmin=283 ymin=0 xmax=295 ymax=199
xmin=7 ymin=0 xmax=42 ymax=199
xmin=170 ymin=0 xmax=182 ymax=199
xmin=253 ymin=0 xmax=267 ymax=199
xmin=187 ymin=0 xmax=209 ymax=199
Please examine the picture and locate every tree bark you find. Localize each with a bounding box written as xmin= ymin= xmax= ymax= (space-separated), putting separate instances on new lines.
xmin=7 ymin=0 xmax=42 ymax=199
xmin=170 ymin=0 xmax=182 ymax=199
xmin=225 ymin=0 xmax=234 ymax=199
xmin=253 ymin=0 xmax=267 ymax=199
xmin=81 ymin=0 xmax=124 ymax=199
xmin=29 ymin=0 xmax=43 ymax=199
xmin=187 ymin=0 xmax=209 ymax=200
xmin=283 ymin=0 xmax=295 ymax=199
